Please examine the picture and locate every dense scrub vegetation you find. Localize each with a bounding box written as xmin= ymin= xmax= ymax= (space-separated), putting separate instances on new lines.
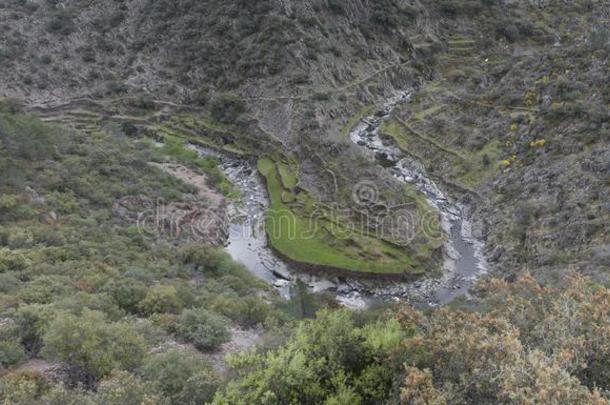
xmin=214 ymin=274 xmax=610 ymax=404
xmin=0 ymin=103 xmax=326 ymax=402
xmin=0 ymin=0 xmax=421 ymax=100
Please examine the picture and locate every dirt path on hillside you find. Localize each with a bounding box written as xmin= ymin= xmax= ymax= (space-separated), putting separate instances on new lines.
xmin=150 ymin=162 xmax=226 ymax=212
xmin=149 ymin=162 xmax=228 ymax=245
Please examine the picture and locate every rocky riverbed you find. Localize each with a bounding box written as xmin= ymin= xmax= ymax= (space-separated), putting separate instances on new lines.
xmin=349 ymin=91 xmax=488 ymax=305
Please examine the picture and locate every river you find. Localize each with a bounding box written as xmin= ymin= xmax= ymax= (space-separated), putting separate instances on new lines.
xmin=191 ymin=90 xmax=487 ymax=308
xmin=348 ymin=91 xmax=487 ymax=305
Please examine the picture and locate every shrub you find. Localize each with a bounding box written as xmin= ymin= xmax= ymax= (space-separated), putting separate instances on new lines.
xmin=0 ymin=272 xmax=19 ymax=294
xmin=589 ymin=27 xmax=609 ymax=51
xmin=497 ymin=21 xmax=520 ymax=42
xmin=175 ymin=368 xmax=222 ymax=405
xmin=0 ymin=98 xmax=23 ymax=114
xmin=208 ymin=293 xmax=271 ymax=327
xmin=139 ymin=349 xmax=219 ymax=403
xmin=178 ymin=244 xmax=227 ymax=275
xmin=95 ymin=371 xmax=163 ymax=404
xmin=42 ymin=310 xmax=146 ymax=381
xmin=18 ymin=276 xmax=73 ymax=305
xmin=327 ymin=0 xmax=345 ymax=15
xmin=175 ymin=307 xmax=231 ymax=351
xmin=210 ymin=94 xmax=246 ymax=124
xmin=54 ymin=292 xmax=124 ymax=321
xmin=0 ymin=341 xmax=25 ymax=369
xmin=45 ymin=10 xmax=75 ymax=35
xmin=104 ymin=278 xmax=147 ymax=314
xmin=138 ymin=285 xmax=183 ymax=315
xmin=232 ymin=296 xmax=271 ymax=327
xmin=0 ymin=194 xmax=19 ymax=213
xmin=0 ymin=249 xmax=28 ymax=272
xmin=0 ymin=373 xmax=49 ymax=404
xmin=13 ymin=305 xmax=55 ymax=355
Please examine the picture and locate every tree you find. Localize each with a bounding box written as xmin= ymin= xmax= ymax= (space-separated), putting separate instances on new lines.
xmin=213 ymin=310 xmax=398 ymax=404
xmin=178 ymin=244 xmax=227 ymax=275
xmin=0 ymin=372 xmax=49 ymax=405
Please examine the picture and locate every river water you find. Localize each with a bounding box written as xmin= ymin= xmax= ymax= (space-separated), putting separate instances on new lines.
xmin=191 ymin=90 xmax=487 ymax=308
xmin=348 ymin=91 xmax=487 ymax=305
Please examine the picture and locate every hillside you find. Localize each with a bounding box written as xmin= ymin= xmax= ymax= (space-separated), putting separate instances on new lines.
xmin=0 ymin=0 xmax=609 ymax=403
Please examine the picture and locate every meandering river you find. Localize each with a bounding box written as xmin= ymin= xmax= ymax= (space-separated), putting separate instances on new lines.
xmin=191 ymin=90 xmax=487 ymax=308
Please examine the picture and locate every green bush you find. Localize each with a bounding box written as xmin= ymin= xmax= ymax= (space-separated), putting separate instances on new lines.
xmin=139 ymin=349 xmax=219 ymax=403
xmin=176 ymin=307 xmax=231 ymax=351
xmin=42 ymin=310 xmax=147 ymax=380
xmin=104 ymin=278 xmax=147 ymax=314
xmin=14 ymin=304 xmax=55 ymax=355
xmin=176 ymin=369 xmax=223 ymax=405
xmin=0 ymin=272 xmax=20 ymax=294
xmin=0 ymin=373 xmax=49 ymax=404
xmin=54 ymin=292 xmax=124 ymax=321
xmin=18 ymin=276 xmax=73 ymax=305
xmin=178 ymin=244 xmax=227 ymax=275
xmin=46 ymin=10 xmax=76 ymax=35
xmin=327 ymin=0 xmax=345 ymax=15
xmin=0 ymin=340 xmax=26 ymax=369
xmin=95 ymin=371 xmax=163 ymax=404
xmin=0 ymin=249 xmax=27 ymax=273
xmin=230 ymin=296 xmax=271 ymax=327
xmin=589 ymin=27 xmax=609 ymax=51
xmin=438 ymin=0 xmax=486 ymax=16
xmin=138 ymin=285 xmax=183 ymax=315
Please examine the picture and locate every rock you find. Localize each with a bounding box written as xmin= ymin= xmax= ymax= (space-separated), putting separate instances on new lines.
xmin=271 ymin=267 xmax=292 ymax=281
xmin=273 ymin=279 xmax=290 ymax=288
xmin=25 ymin=186 xmax=45 ymax=206
xmin=336 ymin=283 xmax=352 ymax=294
xmin=489 ymin=246 xmax=504 ymax=262
xmin=309 ymin=279 xmax=336 ymax=292
xmin=41 ymin=211 xmax=58 ymax=224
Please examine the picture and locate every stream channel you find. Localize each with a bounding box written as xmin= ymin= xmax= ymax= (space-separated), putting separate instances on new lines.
xmin=191 ymin=90 xmax=487 ymax=309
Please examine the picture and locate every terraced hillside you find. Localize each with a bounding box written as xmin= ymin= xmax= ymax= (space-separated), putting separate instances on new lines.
xmin=379 ymin=1 xmax=609 ymax=284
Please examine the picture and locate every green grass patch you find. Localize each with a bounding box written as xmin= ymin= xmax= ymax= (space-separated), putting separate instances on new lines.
xmin=258 ymin=158 xmax=430 ymax=275
xmin=277 ymin=161 xmax=298 ymax=189
xmin=380 ymin=120 xmax=418 ymax=152
xmin=381 ymin=118 xmax=501 ymax=189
